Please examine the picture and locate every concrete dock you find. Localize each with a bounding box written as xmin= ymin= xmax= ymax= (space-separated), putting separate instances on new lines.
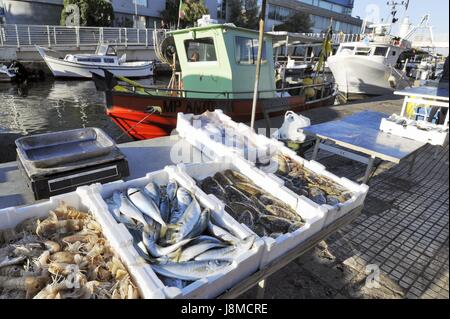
xmin=0 ymin=95 xmax=448 ymax=299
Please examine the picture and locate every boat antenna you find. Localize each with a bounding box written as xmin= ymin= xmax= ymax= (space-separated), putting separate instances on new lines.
xmin=250 ymin=0 xmax=267 ymax=131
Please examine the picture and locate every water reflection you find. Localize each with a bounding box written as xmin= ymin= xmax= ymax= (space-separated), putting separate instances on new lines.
xmin=0 ymin=77 xmax=164 ymax=143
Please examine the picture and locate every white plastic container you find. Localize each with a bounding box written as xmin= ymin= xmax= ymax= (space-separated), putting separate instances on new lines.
xmin=379 ymin=118 xmax=449 ymax=146
xmin=177 ymin=110 xmax=369 ymax=227
xmin=173 ymin=160 xmax=326 ymax=268
xmin=87 ymin=166 xmax=264 ymax=299
xmin=0 ymin=190 xmax=165 ymax=299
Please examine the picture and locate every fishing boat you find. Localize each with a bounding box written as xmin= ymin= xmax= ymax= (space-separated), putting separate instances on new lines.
xmin=36 ymin=44 xmax=154 ymax=79
xmin=93 ymin=24 xmax=337 ymax=140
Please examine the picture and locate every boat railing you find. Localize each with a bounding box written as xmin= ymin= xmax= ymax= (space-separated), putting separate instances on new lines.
xmin=0 ymin=24 xmax=161 ymax=48
xmin=121 ymin=80 xmax=336 ymax=100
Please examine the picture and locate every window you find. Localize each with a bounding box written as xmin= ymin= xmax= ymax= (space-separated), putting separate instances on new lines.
xmin=103 ymin=58 xmax=115 ymax=63
xmin=355 ymin=47 xmax=371 ymax=56
xmin=268 ymin=4 xmax=292 ymax=21
xmin=374 ymin=47 xmax=388 ymax=57
xmin=184 ymin=38 xmax=217 ymax=62
xmin=77 ymin=58 xmax=102 ymax=63
xmin=235 ymin=36 xmax=266 ymax=64
xmin=132 ymin=0 xmax=147 ymax=7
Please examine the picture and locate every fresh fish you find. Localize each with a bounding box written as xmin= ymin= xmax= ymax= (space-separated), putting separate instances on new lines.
xmin=144 ymin=182 xmax=161 ymax=206
xmin=265 ymin=205 xmax=302 ymax=223
xmin=152 ymin=260 xmax=232 ymax=281
xmin=258 ymin=215 xmax=291 ymax=234
xmin=113 ymin=191 xmax=147 ymax=226
xmin=326 ymin=195 xmax=340 ymax=206
xmin=309 ymin=188 xmax=327 ymax=205
xmin=177 ymin=242 xmax=228 ymax=262
xmin=207 ymin=221 xmax=240 ymax=244
xmin=160 ymin=275 xmax=188 ymax=289
xmin=143 ymin=230 xmax=194 ymax=258
xmin=176 ymin=188 xmax=193 ymax=215
xmin=195 ymin=235 xmax=255 ymax=261
xmin=213 ymin=172 xmax=233 ymax=187
xmin=189 ymin=235 xmax=223 ymax=245
xmin=127 ymin=188 xmax=166 ymax=227
xmin=166 ymin=180 xmax=178 ymax=201
xmin=237 ymin=210 xmax=255 ymax=229
xmin=186 ymin=208 xmax=210 ymax=239
xmin=200 ymin=177 xmax=226 ymax=200
xmin=168 ymin=200 xmax=202 ymax=243
xmin=159 ymin=196 xmax=171 ymax=223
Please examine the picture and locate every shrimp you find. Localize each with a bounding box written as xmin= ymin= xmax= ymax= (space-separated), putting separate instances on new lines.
xmin=0 ymin=275 xmax=47 ymax=299
xmin=33 ymin=275 xmax=67 ymax=299
xmin=53 ymin=202 xmax=90 ymax=221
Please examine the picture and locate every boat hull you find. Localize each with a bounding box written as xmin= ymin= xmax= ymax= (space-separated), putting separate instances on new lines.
xmin=106 ymin=91 xmax=337 ymax=140
xmin=328 ymin=55 xmax=410 ymax=96
xmin=42 ymin=55 xmax=153 ymax=79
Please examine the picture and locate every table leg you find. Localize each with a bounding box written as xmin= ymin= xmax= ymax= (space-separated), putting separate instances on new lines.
xmin=363 ymin=156 xmax=376 ymax=184
xmin=256 ymin=280 xmax=266 ymax=299
xmin=312 ymin=138 xmax=321 ymax=161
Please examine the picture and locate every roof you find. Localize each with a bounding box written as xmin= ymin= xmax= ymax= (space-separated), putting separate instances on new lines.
xmin=169 ymin=23 xmax=273 ymax=37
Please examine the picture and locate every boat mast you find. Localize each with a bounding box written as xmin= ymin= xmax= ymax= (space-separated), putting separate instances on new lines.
xmin=250 ymin=0 xmax=268 ymax=131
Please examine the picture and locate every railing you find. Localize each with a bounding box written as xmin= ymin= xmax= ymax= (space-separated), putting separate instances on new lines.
xmin=0 ymin=24 xmax=157 ymax=48
xmin=303 ymin=32 xmax=363 ymax=44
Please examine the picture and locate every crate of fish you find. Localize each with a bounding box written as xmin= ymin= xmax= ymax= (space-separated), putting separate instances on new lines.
xmin=177 ymin=110 xmax=368 ymax=227
xmin=263 ymin=148 xmax=369 ymax=227
xmin=0 ymin=191 xmax=164 ymax=299
xmin=177 ymin=110 xmax=282 ymax=165
xmin=86 ymin=167 xmax=265 ymax=299
xmin=379 ymin=114 xmax=449 ymax=146
xmin=173 ymin=161 xmax=326 ymax=268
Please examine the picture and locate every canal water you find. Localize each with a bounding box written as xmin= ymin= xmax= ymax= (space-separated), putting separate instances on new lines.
xmin=0 ymin=77 xmax=167 ymax=141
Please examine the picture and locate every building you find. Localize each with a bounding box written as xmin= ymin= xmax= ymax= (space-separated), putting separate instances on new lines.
xmin=0 ymin=0 xmax=216 ymax=27
xmin=216 ymin=0 xmax=363 ymax=34
xmin=0 ymin=0 xmax=361 ymax=34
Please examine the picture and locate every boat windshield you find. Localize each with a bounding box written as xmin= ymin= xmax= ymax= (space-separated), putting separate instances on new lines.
xmin=373 ymin=46 xmax=389 ymax=57
xmin=355 ymin=47 xmax=371 ymax=56
xmin=96 ymin=45 xmax=117 ymax=56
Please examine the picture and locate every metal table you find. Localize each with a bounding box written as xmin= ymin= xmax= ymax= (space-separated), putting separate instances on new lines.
xmin=304 ymin=111 xmax=427 ymax=184
xmin=394 ymin=86 xmax=449 ymax=126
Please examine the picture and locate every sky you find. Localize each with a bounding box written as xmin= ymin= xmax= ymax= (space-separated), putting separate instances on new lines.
xmin=352 ymin=0 xmax=449 ymax=35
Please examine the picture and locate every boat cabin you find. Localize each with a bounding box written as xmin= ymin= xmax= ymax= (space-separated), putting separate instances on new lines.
xmin=64 ymin=44 xmax=125 ymax=66
xmin=335 ymin=42 xmax=406 ymax=66
xmin=169 ymin=24 xmax=276 ymax=99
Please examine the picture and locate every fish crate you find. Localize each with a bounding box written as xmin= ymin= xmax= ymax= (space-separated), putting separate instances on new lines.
xmin=379 ymin=118 xmax=449 ymax=146
xmin=0 ymin=190 xmax=165 ymax=299
xmin=176 ymin=110 xmax=283 ymax=164
xmin=85 ymin=167 xmax=265 ymax=299
xmin=177 ymin=110 xmax=369 ymax=228
xmin=173 ymin=161 xmax=327 ymax=268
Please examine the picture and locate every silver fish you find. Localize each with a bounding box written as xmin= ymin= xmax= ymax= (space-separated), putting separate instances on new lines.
xmin=177 ymin=242 xmax=228 ymax=262
xmin=127 ymin=188 xmax=166 ymax=227
xmin=159 ymin=196 xmax=171 ymax=224
xmin=166 ymin=180 xmax=178 ymax=202
xmin=194 ymin=235 xmax=255 ymax=261
xmin=151 ymin=260 xmax=232 ymax=281
xmin=169 ymin=199 xmax=202 ymax=243
xmin=186 ymin=208 xmax=210 ymax=239
xmin=189 ymin=236 xmax=223 ymax=245
xmin=113 ymin=191 xmax=147 ymax=226
xmin=160 ymin=276 xmax=188 ymax=289
xmin=0 ymin=255 xmax=26 ymax=269
xmin=207 ymin=221 xmax=240 ymax=244
xmin=143 ymin=230 xmax=194 ymax=258
xmin=176 ymin=188 xmax=193 ymax=215
xmin=144 ymin=182 xmax=161 ymax=206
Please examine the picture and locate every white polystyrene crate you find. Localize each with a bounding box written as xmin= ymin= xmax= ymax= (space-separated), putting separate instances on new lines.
xmin=174 ymin=161 xmax=327 ymax=268
xmin=276 ymin=146 xmax=369 ymax=226
xmin=379 ymin=118 xmax=449 ymax=146
xmin=88 ymin=167 xmax=264 ymax=299
xmin=0 ymin=190 xmax=165 ymax=300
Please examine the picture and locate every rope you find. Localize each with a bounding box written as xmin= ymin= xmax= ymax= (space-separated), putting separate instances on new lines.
xmin=117 ymin=106 xmax=161 ymax=140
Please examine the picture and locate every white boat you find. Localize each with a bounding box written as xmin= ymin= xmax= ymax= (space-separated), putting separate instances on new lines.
xmin=327 ymin=34 xmax=411 ymax=97
xmin=0 ymin=64 xmax=16 ymax=82
xmin=36 ymin=44 xmax=154 ymax=79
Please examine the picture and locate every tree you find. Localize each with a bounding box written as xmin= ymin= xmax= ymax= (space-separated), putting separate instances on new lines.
xmin=60 ymin=0 xmax=114 ymax=27
xmin=228 ymin=0 xmax=259 ymax=30
xmin=274 ymin=12 xmax=313 ymax=33
xmin=160 ymin=0 xmax=209 ymax=28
